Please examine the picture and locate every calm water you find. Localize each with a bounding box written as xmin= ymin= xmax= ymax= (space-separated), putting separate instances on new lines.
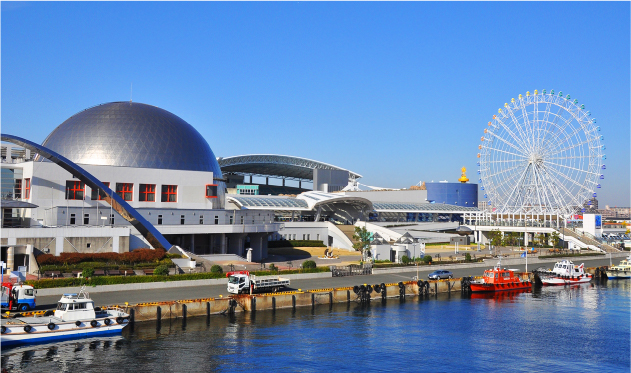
xmin=2 ymin=280 xmax=629 ymax=373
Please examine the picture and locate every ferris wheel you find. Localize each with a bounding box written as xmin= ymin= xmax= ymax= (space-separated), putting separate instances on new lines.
xmin=477 ymin=90 xmax=605 ymax=216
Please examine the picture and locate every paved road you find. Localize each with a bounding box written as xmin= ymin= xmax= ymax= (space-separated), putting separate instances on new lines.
xmin=32 ymin=256 xmax=618 ymax=311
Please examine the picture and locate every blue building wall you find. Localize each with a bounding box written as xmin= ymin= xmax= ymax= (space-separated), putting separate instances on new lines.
xmin=426 ymin=183 xmax=478 ymax=207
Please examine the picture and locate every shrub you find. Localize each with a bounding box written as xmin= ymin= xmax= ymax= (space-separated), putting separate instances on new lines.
xmin=81 ymin=267 xmax=95 ymax=278
xmin=153 ymin=264 xmax=169 ymax=276
xmin=210 ymin=265 xmax=223 ymax=274
xmin=35 ymin=248 xmax=166 ymax=266
xmin=302 ymin=260 xmax=316 ymax=269
xmin=465 ymin=253 xmax=472 ymax=262
xmin=268 ymin=263 xmax=277 ymax=271
xmin=166 ymin=253 xmax=182 ymax=259
xmin=423 ymin=255 xmax=433 ymax=264
xmin=401 ymin=255 xmax=410 ymax=265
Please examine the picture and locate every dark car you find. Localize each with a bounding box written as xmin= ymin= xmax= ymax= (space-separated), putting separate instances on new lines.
xmin=428 ymin=270 xmax=453 ymax=280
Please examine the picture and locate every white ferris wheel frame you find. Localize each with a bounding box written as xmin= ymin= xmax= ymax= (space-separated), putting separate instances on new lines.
xmin=478 ymin=90 xmax=604 ymax=216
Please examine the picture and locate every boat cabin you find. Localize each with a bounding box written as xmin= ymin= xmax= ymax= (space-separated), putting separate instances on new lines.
xmin=551 ymin=260 xmax=584 ymax=277
xmin=54 ymin=292 xmax=96 ymax=321
xmin=482 ymin=265 xmax=519 ymax=284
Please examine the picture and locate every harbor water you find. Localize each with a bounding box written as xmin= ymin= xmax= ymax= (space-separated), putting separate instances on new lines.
xmin=2 ymin=280 xmax=629 ymax=372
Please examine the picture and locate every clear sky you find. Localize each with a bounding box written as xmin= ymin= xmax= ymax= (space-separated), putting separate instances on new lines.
xmin=2 ymin=1 xmax=629 ymax=207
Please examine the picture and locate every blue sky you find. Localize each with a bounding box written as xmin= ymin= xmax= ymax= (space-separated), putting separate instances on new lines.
xmin=2 ymin=2 xmax=629 ymax=207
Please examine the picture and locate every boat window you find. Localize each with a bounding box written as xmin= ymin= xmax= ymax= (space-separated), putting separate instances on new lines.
xmin=228 ymin=276 xmax=239 ymax=284
xmin=73 ymin=302 xmax=87 ymax=310
xmin=57 ymin=303 xmax=68 ymax=311
xmin=502 ymin=273 xmax=509 ymax=278
xmin=495 ymin=274 xmax=498 ymax=279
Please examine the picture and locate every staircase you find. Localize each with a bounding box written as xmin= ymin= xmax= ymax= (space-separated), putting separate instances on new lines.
xmin=337 ymin=225 xmax=358 ymax=246
xmin=559 ymin=228 xmax=620 ymax=253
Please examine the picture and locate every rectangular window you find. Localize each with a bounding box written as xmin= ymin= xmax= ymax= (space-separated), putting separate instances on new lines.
xmin=66 ymin=180 xmax=84 ymax=200
xmin=161 ymin=185 xmax=177 ymax=202
xmin=180 ymin=215 xmax=185 ymax=225
xmin=110 ymin=214 xmax=115 ymax=225
xmin=214 ymin=216 xmax=219 ymax=225
xmin=116 ymin=183 xmax=133 ymax=201
xmin=205 ymin=184 xmax=218 ymax=198
xmin=24 ymin=178 xmax=30 ymax=199
xmin=199 ymin=215 xmax=204 ymax=224
xmin=91 ymin=182 xmax=110 ymax=200
xmin=139 ymin=184 xmax=156 ymax=202
xmin=14 ymin=179 xmax=22 ymax=199
xmin=84 ymin=213 xmax=89 ymax=225
xmin=303 ymin=234 xmax=306 ymax=240
xmin=157 ymin=215 xmax=163 ymax=225
xmin=307 ymin=234 xmax=310 ymax=240
xmin=229 ymin=216 xmax=233 ymax=225
xmin=240 ymin=216 xmax=244 ymax=224
xmin=70 ymin=213 xmax=76 ymax=225
xmin=317 ymin=234 xmax=320 ymax=241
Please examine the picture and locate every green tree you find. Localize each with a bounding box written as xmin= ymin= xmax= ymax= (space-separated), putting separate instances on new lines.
xmin=210 ymin=265 xmax=223 ymax=274
xmin=489 ymin=230 xmax=503 ymax=248
xmin=81 ymin=267 xmax=94 ymax=278
xmin=550 ymin=231 xmax=560 ymax=248
xmin=153 ymin=264 xmax=169 ymax=276
xmin=352 ymin=226 xmax=372 ymax=261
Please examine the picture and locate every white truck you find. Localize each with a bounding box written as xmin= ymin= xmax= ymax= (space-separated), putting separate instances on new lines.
xmin=226 ymin=271 xmax=290 ymax=294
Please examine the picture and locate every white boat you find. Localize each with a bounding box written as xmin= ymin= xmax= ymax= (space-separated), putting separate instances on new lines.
xmin=538 ymin=259 xmax=593 ymax=286
xmin=606 ymin=256 xmax=631 ymax=279
xmin=0 ymin=287 xmax=130 ymax=347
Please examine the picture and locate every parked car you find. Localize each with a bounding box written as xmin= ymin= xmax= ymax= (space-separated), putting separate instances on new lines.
xmin=428 ymin=270 xmax=453 ymax=280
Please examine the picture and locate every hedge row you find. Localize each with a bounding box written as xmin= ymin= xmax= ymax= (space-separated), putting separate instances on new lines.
xmin=538 ymin=253 xmax=605 ymax=259
xmin=36 ymin=249 xmax=167 ymax=266
xmin=39 ymin=258 xmax=173 ymax=272
xmin=26 ymin=267 xmax=331 ymax=289
xmin=268 ymin=240 xmax=326 ymax=248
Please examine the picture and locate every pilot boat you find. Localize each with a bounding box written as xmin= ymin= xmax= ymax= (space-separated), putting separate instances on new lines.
xmin=470 ymin=259 xmax=532 ymax=292
xmin=0 ymin=287 xmax=129 ymax=347
xmin=537 ymin=259 xmax=592 ymax=286
xmin=605 ymin=255 xmax=631 ymax=279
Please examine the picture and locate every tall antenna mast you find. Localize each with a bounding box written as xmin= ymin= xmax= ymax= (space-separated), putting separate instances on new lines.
xmin=130 ymin=83 xmax=133 ymax=103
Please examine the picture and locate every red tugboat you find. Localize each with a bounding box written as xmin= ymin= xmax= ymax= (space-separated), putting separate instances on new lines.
xmin=470 ymin=259 xmax=532 ymax=292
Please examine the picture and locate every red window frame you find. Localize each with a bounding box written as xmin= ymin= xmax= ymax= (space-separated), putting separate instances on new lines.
xmin=24 ymin=178 xmax=31 ymax=199
xmin=66 ymin=180 xmax=85 ymax=200
xmin=205 ymin=184 xmax=218 ymax=199
xmin=161 ymin=185 xmax=177 ymax=202
xmin=139 ymin=184 xmax=156 ymax=202
xmin=116 ymin=183 xmax=133 ymax=201
xmin=98 ymin=182 xmax=110 ymax=200
xmin=14 ymin=179 xmax=22 ymax=199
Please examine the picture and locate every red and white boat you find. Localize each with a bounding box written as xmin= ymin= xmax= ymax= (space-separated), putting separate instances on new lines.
xmin=470 ymin=260 xmax=532 ymax=292
xmin=538 ymin=259 xmax=592 ymax=286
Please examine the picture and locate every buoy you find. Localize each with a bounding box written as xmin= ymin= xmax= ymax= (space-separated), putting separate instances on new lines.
xmin=47 ymin=323 xmax=55 ymax=330
xmin=104 ymin=319 xmax=111 ymax=326
xmin=75 ymin=321 xmax=81 ymax=327
xmin=116 ymin=317 xmax=125 ymax=324
xmin=23 ymin=325 xmax=32 ymax=333
xmin=90 ymin=320 xmax=98 ymax=328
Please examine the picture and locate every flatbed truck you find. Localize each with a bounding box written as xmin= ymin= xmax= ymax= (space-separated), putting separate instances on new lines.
xmin=227 ymin=271 xmax=290 ymax=294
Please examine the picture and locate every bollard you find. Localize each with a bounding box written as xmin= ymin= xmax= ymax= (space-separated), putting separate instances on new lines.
xmin=329 ymin=292 xmax=333 ymax=304
xmin=272 ymin=297 xmax=276 ymax=312
xmin=292 ymin=295 xmax=296 ymax=310
xmin=129 ymin=309 xmax=135 ymax=324
xmin=252 ymin=297 xmax=256 ymax=313
xmin=207 ymin=302 xmax=211 ymax=318
xmin=311 ymin=293 xmax=315 ymax=307
xmin=157 ymin=306 xmax=162 ymax=322
xmin=347 ymin=290 xmax=351 ymax=303
xmin=182 ymin=304 xmax=187 ymax=320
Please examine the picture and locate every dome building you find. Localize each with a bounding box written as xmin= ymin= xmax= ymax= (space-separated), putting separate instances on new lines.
xmin=41 ymin=102 xmax=222 ymax=174
xmin=2 ymin=102 xmax=280 ymax=269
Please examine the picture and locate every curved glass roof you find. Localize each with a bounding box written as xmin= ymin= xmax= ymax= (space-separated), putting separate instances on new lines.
xmin=227 ymin=196 xmax=309 ymax=209
xmin=373 ymin=202 xmax=480 ymax=212
xmin=218 ymin=154 xmax=361 ymax=181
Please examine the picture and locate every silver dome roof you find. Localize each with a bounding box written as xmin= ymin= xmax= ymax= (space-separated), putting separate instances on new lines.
xmin=41 ymin=102 xmax=222 ymax=175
